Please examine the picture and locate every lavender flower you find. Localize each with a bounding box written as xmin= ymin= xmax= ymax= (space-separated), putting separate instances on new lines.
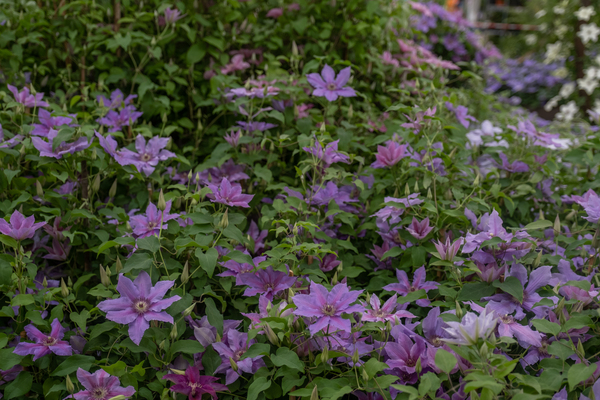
xmin=383 ymin=266 xmax=439 ymax=307
xmin=218 ymin=255 xmax=267 ymax=284
xmin=406 ymin=217 xmax=433 ymax=240
xmin=443 ymin=310 xmax=497 ymax=346
xmin=385 ymin=328 xmax=429 ymax=374
xmin=163 ymin=367 xmax=228 ymax=400
xmin=129 ymin=200 xmax=179 ymax=239
xmin=496 ymin=152 xmax=530 ymax=173
xmin=98 ymin=271 xmax=181 ymax=345
xmin=306 ymin=65 xmax=356 ymax=101
xmin=0 ymin=210 xmax=46 ymax=240
xmin=13 ymin=319 xmax=72 ymax=360
xmin=189 ymin=316 xmax=240 ymax=347
xmin=118 ymin=135 xmax=176 ymax=176
xmin=207 ymin=178 xmax=254 ymax=208
xmin=361 ymin=294 xmax=415 ymax=323
xmin=32 ymin=130 xmax=90 ymax=159
xmin=31 ymin=109 xmax=76 ymax=137
xmin=7 ymin=85 xmax=49 ymax=108
xmin=221 ymin=54 xmax=250 ymax=75
xmin=97 ymin=89 xmax=137 ymax=109
xmin=445 ymin=102 xmax=477 ymax=128
xmin=433 ymin=237 xmax=463 ymax=261
xmin=224 ymin=130 xmax=241 ymax=147
xmin=303 ymin=139 xmax=350 ymax=168
xmin=371 ymin=141 xmax=408 ymax=168
xmin=292 ymin=281 xmax=364 ymax=336
xmin=242 ymin=266 xmax=297 ymax=301
xmin=70 ymin=367 xmax=136 ymax=400
xmin=97 ymin=106 xmax=143 ymax=132
xmin=164 ymin=7 xmax=186 ymax=24
xmin=212 ymin=329 xmax=266 ymax=384
xmin=236 ymin=121 xmax=278 ymax=132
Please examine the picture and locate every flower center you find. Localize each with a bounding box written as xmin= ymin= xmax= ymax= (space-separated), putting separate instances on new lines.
xmin=141 ymin=153 xmax=152 ymax=161
xmin=147 ymin=221 xmax=157 ymax=230
xmin=234 ymin=350 xmax=245 ymax=361
xmin=322 ymin=304 xmax=336 ymax=316
xmin=91 ymin=387 xmax=108 ymax=400
xmin=373 ymin=309 xmax=386 ymax=318
xmin=326 ymin=83 xmax=337 ymax=91
xmin=431 ymin=337 xmax=442 ymax=347
xmin=500 ymin=315 xmax=514 ymax=324
xmin=43 ymin=336 xmax=58 ymax=346
xmin=190 ymin=382 xmax=204 ymax=395
xmin=264 ymin=283 xmax=275 ymax=291
xmin=134 ymin=299 xmax=149 ymax=314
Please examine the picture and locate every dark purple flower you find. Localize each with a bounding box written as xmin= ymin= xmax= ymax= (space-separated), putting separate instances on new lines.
xmin=163 ymin=367 xmax=227 ymax=400
xmin=164 ymin=7 xmax=186 ymax=24
xmin=31 ymin=109 xmax=76 ymax=137
xmin=266 ymin=8 xmax=284 ymax=18
xmin=371 ymin=141 xmax=409 ymax=168
xmin=383 ymin=266 xmax=438 ymax=307
xmin=361 ymin=294 xmax=415 ymax=323
xmin=42 ymin=237 xmax=71 ymax=261
xmin=224 ymin=130 xmax=241 ymax=147
xmin=385 ymin=327 xmax=429 ymax=374
xmin=212 ymin=329 xmax=266 ymax=384
xmin=241 ymin=266 xmax=297 ymax=301
xmin=32 ymin=130 xmax=90 ymax=159
xmin=246 ymin=220 xmax=268 ymax=254
xmin=207 ymin=178 xmax=254 ymax=208
xmin=13 ymin=319 xmax=72 ymax=360
xmin=306 ymin=65 xmax=356 ymax=101
xmin=70 ymin=367 xmax=135 ymax=400
xmin=303 ymin=138 xmax=350 ymax=168
xmin=319 ymin=253 xmax=341 ymax=272
xmin=118 ymin=134 xmax=176 ymax=176
xmin=293 ymin=281 xmax=364 ymax=335
xmin=406 ymin=217 xmax=433 ymax=240
xmin=98 ymin=271 xmax=181 ymax=345
xmin=129 ymin=200 xmax=179 ymax=239
xmin=0 ymin=210 xmax=46 ymax=240
xmin=97 ymin=105 xmax=143 ymax=132
xmin=8 ymin=84 xmax=49 ymax=108
xmin=496 ymin=152 xmax=530 ymax=173
xmin=0 ymin=365 xmax=23 ymax=385
xmin=236 ymin=121 xmax=278 ymax=132
xmin=218 ymin=255 xmax=267 ymax=284
xmin=97 ymin=89 xmax=137 ymax=110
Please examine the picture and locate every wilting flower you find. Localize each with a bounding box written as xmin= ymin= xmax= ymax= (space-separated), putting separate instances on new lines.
xmin=118 ymin=134 xmax=176 ymax=176
xmin=13 ymin=319 xmax=72 ymax=360
xmin=31 ymin=109 xmax=76 ymax=137
xmin=163 ymin=367 xmax=228 ymax=400
xmin=224 ymin=130 xmax=241 ymax=147
xmin=129 ymin=200 xmax=180 ymax=239
xmin=0 ymin=210 xmax=46 ymax=240
xmin=361 ymin=294 xmax=415 ymax=323
xmin=303 ymin=138 xmax=350 ymax=168
xmin=371 ymin=141 xmax=409 ymax=168
xmin=383 ymin=266 xmax=439 ymax=306
xmin=241 ymin=266 xmax=296 ymax=301
xmin=306 ymin=65 xmax=356 ymax=101
xmin=7 ymin=85 xmax=49 ymax=108
xmin=213 ymin=329 xmax=266 ymax=384
xmin=207 ymin=178 xmax=254 ymax=208
xmin=70 ymin=367 xmax=135 ymax=400
xmin=405 ymin=217 xmax=433 ymax=240
xmin=32 ymin=130 xmax=90 ymax=159
xmin=293 ymin=281 xmax=364 ymax=335
xmin=98 ymin=271 xmax=181 ymax=345
xmin=443 ymin=310 xmax=497 ymax=345
xmin=433 ymin=237 xmax=463 ymax=261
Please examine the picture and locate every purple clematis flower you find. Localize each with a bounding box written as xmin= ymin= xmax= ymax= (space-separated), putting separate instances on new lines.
xmin=443 ymin=309 xmax=497 ymax=346
xmin=188 ymin=316 xmax=241 ymax=348
xmin=224 ymin=130 xmax=241 ymax=147
xmin=372 ymin=194 xmax=424 ymax=224
xmin=212 ymin=329 xmax=266 ymax=384
xmin=32 ymin=130 xmax=91 ymax=159
xmin=580 ymin=378 xmax=600 ymax=400
xmin=117 ymin=134 xmax=176 ymax=176
xmin=385 ymin=327 xmax=429 ymax=374
xmin=95 ymin=132 xmax=120 ymax=159
xmin=433 ymin=237 xmax=463 ymax=261
xmin=293 ymin=281 xmax=364 ymax=336
xmin=422 ymin=307 xmax=449 ymax=347
xmin=303 ymin=138 xmax=350 ymax=168
xmin=383 ymin=266 xmax=439 ymax=307
xmin=0 ymin=210 xmax=46 ymax=240
xmin=97 ymin=105 xmax=143 ymax=132
xmin=0 ymin=365 xmax=23 ymax=386
xmin=445 ymin=102 xmax=476 ymax=128
xmin=246 ymin=220 xmax=268 ymax=254
xmin=70 ymin=367 xmax=136 ymax=400
xmin=361 ymin=294 xmax=415 ymax=323
xmin=98 ymin=271 xmax=181 ymax=345
xmin=406 ymin=217 xmax=433 ymax=240
xmin=496 ymin=152 xmax=529 ymax=173
xmin=218 ymin=255 xmax=267 ymax=284
xmin=241 ymin=266 xmax=297 ymax=301
xmin=31 ymin=109 xmax=76 ymax=137
xmin=163 ymin=367 xmax=227 ymax=400
xmin=13 ymin=319 xmax=72 ymax=360
xmin=371 ymin=141 xmax=409 ymax=168
xmin=207 ymin=178 xmax=254 ymax=208
xmin=319 ymin=253 xmax=341 ymax=272
xmin=164 ymin=7 xmax=186 ymax=24
xmin=97 ymin=89 xmax=137 ymax=110
xmin=129 ymin=200 xmax=179 ymax=239
xmin=306 ymin=65 xmax=356 ymax=101
xmin=462 ymin=210 xmax=514 ymax=253
xmin=7 ymin=84 xmax=49 ymax=108
xmin=236 ymin=121 xmax=278 ymax=132
xmin=581 ymin=193 xmax=600 ymax=224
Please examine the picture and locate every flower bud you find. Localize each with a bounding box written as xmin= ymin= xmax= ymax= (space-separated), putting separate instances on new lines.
xmin=310 ymin=385 xmax=319 ymax=400
xmin=321 ymin=347 xmax=328 ymax=364
xmin=68 ymin=277 xmax=73 ymax=287
xmin=229 ymin=357 xmax=238 ymax=372
xmin=337 ymin=261 xmax=343 ymax=272
xmin=455 ymin=300 xmax=463 ymax=319
xmin=42 ymin=277 xmax=48 ymax=288
xmin=91 ymin=174 xmax=101 ymax=194
xmin=414 ymin=180 xmax=419 ymax=192
xmin=91 ymin=147 xmax=97 ymax=160
xmin=331 ymin=272 xmax=338 ymax=285
xmin=158 ymin=189 xmax=167 ymax=211
xmin=174 ymin=197 xmax=182 ymax=209
xmin=351 ymin=349 xmax=360 ymax=365
xmin=183 ymin=303 xmax=195 ymax=317
xmin=36 ymin=180 xmax=44 ymax=198
xmin=347 ymin=104 xmax=353 ymax=119
xmin=264 ymin=323 xmax=279 ymax=346
xmin=479 ymin=343 xmax=488 ymax=359
xmin=415 ymin=357 xmax=422 ymax=374
xmin=292 ymin=41 xmax=298 ymax=57
xmin=100 ymin=265 xmax=110 ymax=287
xmin=532 ymin=251 xmax=542 ymax=269
xmin=66 ymin=374 xmax=75 ymax=393
xmin=566 ymin=209 xmax=577 ymax=220
xmin=215 ymin=332 xmax=222 ymax=342
xmin=181 ymin=261 xmax=190 ymax=283
xmin=473 ymin=174 xmax=480 ymax=186
xmin=115 ymin=256 xmax=123 ymax=273
xmin=553 ymin=215 xmax=561 ymax=234
xmin=539 ymin=210 xmax=545 ymax=220
xmin=404 ymin=183 xmax=410 ymax=197
xmin=427 ymin=188 xmax=432 ymax=200
xmin=320 ymin=123 xmax=326 ymax=133
xmin=105 ymin=264 xmax=112 ymax=277
xmin=170 ymin=324 xmax=178 ymax=340
xmin=61 ymin=278 xmax=69 ymax=297
xmin=361 ymin=368 xmax=369 ymax=382
xmin=109 ymin=179 xmax=118 ymax=198
xmin=219 ymin=209 xmax=229 ymax=230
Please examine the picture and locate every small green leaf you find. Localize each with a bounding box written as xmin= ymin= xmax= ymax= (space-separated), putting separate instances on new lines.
xmin=196 ymin=247 xmax=218 ymax=278
xmin=435 ymin=349 xmax=457 ymax=374
xmin=568 ymin=363 xmax=596 ymax=391
xmin=5 ymin=371 xmax=32 ymax=399
xmin=523 ymin=220 xmax=553 ymax=230
xmin=492 ymin=276 xmax=523 ymax=303
xmin=248 ymin=377 xmax=272 ymax=400
xmin=52 ymin=355 xmax=96 ymax=376
xmin=531 ymin=319 xmax=560 ymax=336
xmin=271 ymin=347 xmax=304 ymax=371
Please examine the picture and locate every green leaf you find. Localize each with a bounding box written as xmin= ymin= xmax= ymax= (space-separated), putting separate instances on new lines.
xmin=70 ymin=310 xmax=90 ymax=330
xmin=137 ymin=236 xmax=161 ymax=253
xmin=0 ymin=348 xmax=24 ymax=370
xmin=362 ymin=358 xmax=388 ymax=379
xmin=254 ymin=165 xmax=273 ymax=183
xmin=52 ymin=127 xmax=75 ymax=151
xmin=196 ymin=247 xmax=218 ymax=278
xmin=435 ymin=349 xmax=457 ymax=374
xmin=396 ymin=289 xmax=426 ymax=304
xmin=52 ymin=355 xmax=96 ymax=376
xmin=271 ymin=347 xmax=304 ymax=371
xmin=531 ymin=319 xmax=561 ymax=336
xmin=492 ymin=276 xmax=523 ymax=303
xmin=523 ymin=220 xmax=553 ymax=230
xmin=242 ymin=343 xmax=271 ymax=360
xmin=4 ymin=371 xmax=32 ymax=399
xmin=3 ymin=169 xmax=20 ymax=184
xmin=11 ymin=293 xmax=34 ymax=306
xmin=382 ymin=246 xmax=402 ymax=260
xmin=170 ymin=340 xmax=205 ymax=356
xmin=568 ymin=363 xmax=596 ymax=391
xmin=0 ymin=234 xmax=18 ymax=249
xmin=204 ymin=297 xmax=223 ymax=335
xmin=121 ymin=253 xmax=154 ymax=274
xmin=114 ymin=32 xmax=132 ymax=50
xmin=248 ymin=377 xmax=272 ymax=400
xmin=547 ymin=340 xmax=575 ymax=360
xmin=101 ymin=361 xmax=128 ymax=377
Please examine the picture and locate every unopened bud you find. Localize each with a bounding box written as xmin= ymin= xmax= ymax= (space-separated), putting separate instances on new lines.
xmin=427 ymin=188 xmax=432 ymax=199
xmin=321 ymin=347 xmax=329 ymax=363
xmin=331 ymin=271 xmax=338 ymax=285
xmin=174 ymin=197 xmax=182 ymax=209
xmin=320 ymin=123 xmax=326 ymax=133
xmin=539 ymin=210 xmax=545 ymax=220
xmin=577 ymin=339 xmax=585 ymax=357
xmin=351 ymin=349 xmax=360 ymax=365
xmin=66 ymin=374 xmax=75 ymax=393
xmin=109 ymin=179 xmax=118 ymax=198
xmin=479 ymin=343 xmax=488 ymax=359
xmin=115 ymin=256 xmax=123 ymax=273
xmin=473 ymin=174 xmax=480 ymax=186
xmin=68 ymin=277 xmax=73 ymax=287
xmin=158 ymin=189 xmax=167 ymax=211
xmin=310 ymin=385 xmax=319 ymax=400
xmin=92 ymin=174 xmax=101 ymax=193
xmin=105 ymin=265 xmax=112 ymax=277
xmin=36 ymin=180 xmax=44 ymax=198
xmin=100 ymin=265 xmax=110 ymax=287
xmin=61 ymin=278 xmax=69 ymax=297
xmin=404 ymin=183 xmax=410 ymax=197
xmin=183 ymin=303 xmax=195 ymax=317
xmin=181 ymin=261 xmax=189 ymax=283
xmin=159 ymin=340 xmax=166 ymax=350
xmin=455 ymin=300 xmax=463 ymax=319
xmin=566 ymin=209 xmax=577 ymax=220
xmin=42 ymin=277 xmax=48 ymax=288
xmin=292 ymin=41 xmax=298 ymax=57
xmin=229 ymin=357 xmax=238 ymax=372
xmin=361 ymin=368 xmax=369 ymax=381
xmin=414 ymin=180 xmax=419 ymax=192
xmin=553 ymin=215 xmax=560 ymax=234
xmin=219 ymin=209 xmax=229 ymax=230
xmin=264 ymin=323 xmax=279 ymax=346
xmin=91 ymin=147 xmax=97 ymax=160
xmin=215 ymin=332 xmax=221 ymax=342
xmin=336 ymin=261 xmax=343 ymax=273
xmin=415 ymin=357 xmax=422 ymax=374
xmin=170 ymin=324 xmax=178 ymax=340
xmin=532 ymin=251 xmax=542 ymax=269
xmin=347 ymin=104 xmax=353 ymax=119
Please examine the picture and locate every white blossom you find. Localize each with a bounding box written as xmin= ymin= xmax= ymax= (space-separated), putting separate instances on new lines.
xmin=556 ymin=101 xmax=578 ymax=122
xmin=535 ymin=10 xmax=546 ymax=19
xmin=559 ymin=82 xmax=576 ymax=99
xmin=525 ymin=34 xmax=537 ymax=45
xmin=578 ymin=23 xmax=600 ymax=45
xmin=545 ymin=42 xmax=562 ymax=63
xmin=544 ymin=96 xmax=560 ymax=112
xmin=553 ymin=6 xmax=565 ymax=15
xmin=577 ymin=75 xmax=598 ymax=95
xmin=574 ymin=6 xmax=596 ymax=21
xmin=552 ymin=67 xmax=569 ymax=79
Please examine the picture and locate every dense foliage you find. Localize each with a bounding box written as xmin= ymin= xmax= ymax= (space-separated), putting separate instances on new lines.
xmin=1 ymin=1 xmax=600 ymax=400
